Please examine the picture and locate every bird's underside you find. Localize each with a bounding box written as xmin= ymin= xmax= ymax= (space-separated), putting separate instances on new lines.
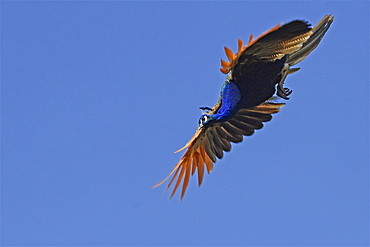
xmin=153 ymin=15 xmax=334 ymax=200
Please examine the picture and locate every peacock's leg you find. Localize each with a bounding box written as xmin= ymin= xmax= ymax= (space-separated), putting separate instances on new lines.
xmin=277 ymin=64 xmax=300 ymax=99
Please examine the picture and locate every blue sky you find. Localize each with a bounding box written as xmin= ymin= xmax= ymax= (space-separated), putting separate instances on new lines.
xmin=1 ymin=1 xmax=369 ymax=246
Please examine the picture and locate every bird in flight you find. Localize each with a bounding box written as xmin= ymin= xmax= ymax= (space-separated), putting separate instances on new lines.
xmin=153 ymin=15 xmax=334 ymax=200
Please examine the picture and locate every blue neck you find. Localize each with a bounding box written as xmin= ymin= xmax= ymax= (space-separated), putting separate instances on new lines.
xmin=211 ymin=80 xmax=241 ymax=122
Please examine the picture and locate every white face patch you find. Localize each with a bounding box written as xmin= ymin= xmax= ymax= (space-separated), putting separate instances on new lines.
xmin=199 ymin=115 xmax=208 ymax=127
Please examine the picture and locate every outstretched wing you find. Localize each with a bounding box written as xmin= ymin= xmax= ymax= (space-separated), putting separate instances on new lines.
xmin=152 ymin=101 xmax=285 ymax=200
xmin=220 ymin=14 xmax=334 ymax=74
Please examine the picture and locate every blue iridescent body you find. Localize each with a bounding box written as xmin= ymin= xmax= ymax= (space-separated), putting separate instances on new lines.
xmin=199 ymin=55 xmax=287 ymax=127
xmin=199 ymin=79 xmax=241 ymax=125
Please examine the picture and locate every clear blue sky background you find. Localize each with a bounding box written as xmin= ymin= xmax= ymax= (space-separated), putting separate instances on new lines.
xmin=1 ymin=1 xmax=369 ymax=246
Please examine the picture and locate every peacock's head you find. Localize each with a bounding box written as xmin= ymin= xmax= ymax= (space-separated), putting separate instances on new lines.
xmin=198 ymin=114 xmax=216 ymax=128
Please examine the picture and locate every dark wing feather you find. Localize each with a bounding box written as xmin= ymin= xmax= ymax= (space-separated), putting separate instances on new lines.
xmin=152 ymin=101 xmax=285 ymax=200
xmin=214 ymin=126 xmax=232 ymax=151
xmin=220 ymin=15 xmax=334 ymax=74
xmin=227 ymin=118 xmax=256 ymax=136
xmin=222 ymin=121 xmax=248 ymax=137
xmin=288 ymin=15 xmax=334 ymax=66
xmin=243 ymin=20 xmax=312 ymax=60
xmin=219 ymin=125 xmax=243 ymax=143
